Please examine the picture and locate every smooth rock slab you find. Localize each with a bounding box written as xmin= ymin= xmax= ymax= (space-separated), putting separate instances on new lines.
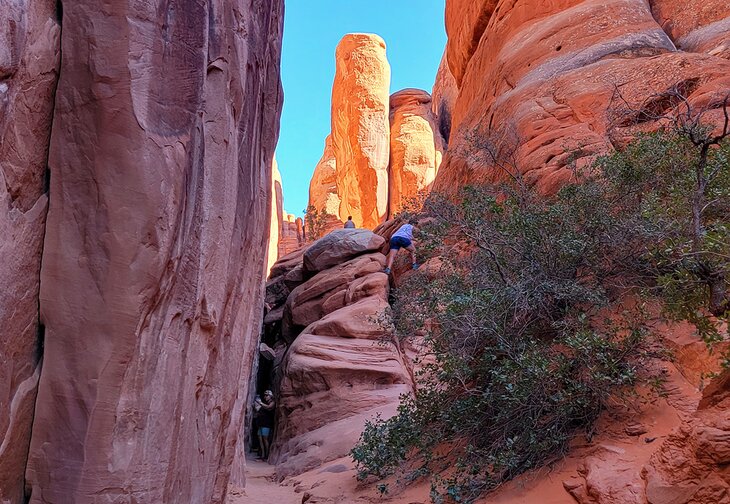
xmin=303 ymin=229 xmax=385 ymax=274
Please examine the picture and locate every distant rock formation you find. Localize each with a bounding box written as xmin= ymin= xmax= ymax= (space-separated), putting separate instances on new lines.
xmin=268 ymin=158 xmax=305 ymax=275
xmin=308 ymin=135 xmax=343 ymax=233
xmin=12 ymin=2 xmax=285 ymax=503
xmin=331 ymin=34 xmax=392 ymax=229
xmin=307 ymin=35 xmax=447 ymax=229
xmin=388 ymin=89 xmax=445 ymax=216
xmin=435 ymin=0 xmax=730 ymax=195
xmin=0 ymin=2 xmax=60 ymax=501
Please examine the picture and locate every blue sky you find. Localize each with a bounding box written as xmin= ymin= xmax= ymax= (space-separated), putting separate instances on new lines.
xmin=277 ymin=0 xmax=447 ymax=217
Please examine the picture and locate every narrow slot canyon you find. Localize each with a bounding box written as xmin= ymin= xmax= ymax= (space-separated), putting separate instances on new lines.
xmin=1 ymin=1 xmax=729 ymax=504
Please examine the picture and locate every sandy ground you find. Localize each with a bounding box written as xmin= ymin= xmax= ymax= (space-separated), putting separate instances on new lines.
xmin=226 ymin=457 xmax=301 ymax=504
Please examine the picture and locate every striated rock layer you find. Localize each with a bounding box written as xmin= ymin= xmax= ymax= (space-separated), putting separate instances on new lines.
xmin=331 ymin=34 xmax=391 ymax=229
xmin=266 ymin=230 xmax=412 ymax=478
xmin=436 ymin=0 xmax=730 ymax=195
xmin=25 ymin=1 xmax=284 ymax=503
xmin=0 ymin=1 xmax=60 ymax=502
xmin=388 ymin=89 xmax=445 ymax=217
xmin=650 ymin=0 xmax=730 ymax=58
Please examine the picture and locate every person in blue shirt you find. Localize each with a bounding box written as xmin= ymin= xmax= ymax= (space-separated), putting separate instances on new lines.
xmin=384 ymin=219 xmax=419 ymax=274
xmin=344 ymin=215 xmax=356 ymax=228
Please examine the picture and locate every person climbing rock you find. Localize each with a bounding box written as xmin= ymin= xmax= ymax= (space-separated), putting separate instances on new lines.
xmin=343 ymin=216 xmax=356 ymax=228
xmin=256 ymin=390 xmax=276 ymax=460
xmin=384 ymin=219 xmax=419 ymax=274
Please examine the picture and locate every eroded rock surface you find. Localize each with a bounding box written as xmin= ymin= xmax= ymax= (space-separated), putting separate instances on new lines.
xmin=389 ymin=89 xmax=445 ymax=217
xmin=303 ymin=229 xmax=385 ymax=274
xmin=432 ymin=51 xmax=459 ymax=143
xmin=0 ymin=1 xmax=60 ymax=501
xmin=331 ymin=34 xmax=391 ymax=229
xmin=650 ymin=0 xmax=730 ymax=57
xmin=24 ymin=2 xmax=284 ymax=503
xmin=308 ymin=135 xmax=344 ymax=232
xmin=435 ymin=0 xmax=730 ymax=195
xmin=265 ymin=229 xmax=412 ymax=479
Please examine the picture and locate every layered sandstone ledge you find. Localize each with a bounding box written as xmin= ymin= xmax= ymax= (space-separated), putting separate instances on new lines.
xmin=435 ymin=0 xmax=730 ymax=195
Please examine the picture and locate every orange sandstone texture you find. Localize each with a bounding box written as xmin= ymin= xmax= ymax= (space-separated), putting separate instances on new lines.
xmin=435 ymin=0 xmax=730 ymax=195
xmin=331 ymin=34 xmax=391 ymax=229
xmin=24 ymin=1 xmax=284 ymax=503
xmin=266 ymin=230 xmax=413 ymax=478
xmin=0 ymin=1 xmax=60 ymax=501
xmin=388 ymin=89 xmax=445 ymax=217
xmin=307 ymin=135 xmax=343 ymax=232
xmin=279 ymin=214 xmax=304 ymax=258
xmin=650 ymin=0 xmax=730 ymax=57
xmin=267 ymin=157 xmax=284 ymax=275
xmin=431 ymin=50 xmax=459 ymax=143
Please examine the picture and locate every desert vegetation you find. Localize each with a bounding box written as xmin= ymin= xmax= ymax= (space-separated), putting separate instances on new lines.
xmin=352 ymin=92 xmax=730 ymax=503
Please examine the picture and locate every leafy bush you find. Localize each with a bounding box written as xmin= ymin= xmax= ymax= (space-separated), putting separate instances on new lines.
xmin=303 ymin=204 xmax=329 ymax=241
xmin=351 ymin=128 xmax=729 ymax=502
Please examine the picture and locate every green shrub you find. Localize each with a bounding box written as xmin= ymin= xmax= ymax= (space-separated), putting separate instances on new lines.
xmin=351 ymin=127 xmax=729 ymax=502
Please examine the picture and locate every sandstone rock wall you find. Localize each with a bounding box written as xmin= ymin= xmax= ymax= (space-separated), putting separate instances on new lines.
xmin=267 ymin=157 xmax=284 ymax=275
xmin=0 ymin=2 xmax=60 ymax=502
xmin=23 ymin=2 xmax=284 ymax=503
xmin=435 ymin=0 xmax=730 ymax=195
xmin=431 ymin=51 xmax=459 ymax=143
xmin=308 ymin=135 xmax=344 ymax=233
xmin=279 ymin=214 xmax=304 ymax=258
xmin=263 ymin=230 xmax=413 ymax=478
xmin=331 ymin=34 xmax=391 ymax=229
xmin=309 ymin=34 xmax=448 ymax=229
xmin=650 ymin=0 xmax=730 ymax=57
xmin=388 ymin=89 xmax=445 ymax=217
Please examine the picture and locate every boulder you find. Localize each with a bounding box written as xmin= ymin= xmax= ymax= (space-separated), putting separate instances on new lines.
xmin=303 ymin=229 xmax=385 ymax=274
xmin=283 ymin=253 xmax=386 ymax=341
xmin=24 ymin=1 xmax=285 ymax=501
xmin=272 ymin=296 xmax=412 ymax=477
xmin=331 ymin=34 xmax=391 ymax=229
xmin=270 ymin=247 xmax=307 ymax=278
xmin=0 ymin=1 xmax=60 ymax=501
xmin=388 ymin=88 xmax=445 ymax=217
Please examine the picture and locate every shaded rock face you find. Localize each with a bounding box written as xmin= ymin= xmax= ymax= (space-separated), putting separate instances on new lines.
xmin=264 ymin=230 xmax=412 ymax=478
xmin=0 ymin=1 xmax=60 ymax=501
xmin=308 ymin=135 xmax=343 ymax=232
xmin=303 ymin=229 xmax=385 ymax=274
xmin=24 ymin=1 xmax=284 ymax=503
xmin=436 ymin=0 xmax=730 ymax=195
xmin=431 ymin=50 xmax=459 ymax=143
xmin=331 ymin=34 xmax=391 ymax=229
xmin=280 ymin=214 xmax=305 ymax=259
xmin=388 ymin=89 xmax=445 ymax=217
xmin=267 ymin=158 xmax=304 ymax=275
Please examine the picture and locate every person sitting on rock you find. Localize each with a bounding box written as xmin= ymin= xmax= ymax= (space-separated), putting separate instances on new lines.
xmin=255 ymin=390 xmax=276 ymax=460
xmin=384 ymin=220 xmax=419 ymax=275
xmin=343 ymin=216 xmax=356 ymax=229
